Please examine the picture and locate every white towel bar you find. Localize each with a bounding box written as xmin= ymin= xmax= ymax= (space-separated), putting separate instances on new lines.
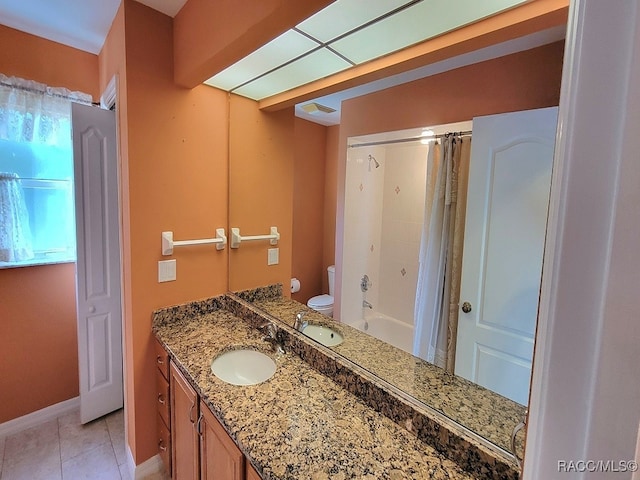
xmin=230 ymin=227 xmax=279 ymax=249
xmin=161 ymin=229 xmax=227 ymax=255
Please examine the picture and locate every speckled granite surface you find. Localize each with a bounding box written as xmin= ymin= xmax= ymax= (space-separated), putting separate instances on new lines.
xmin=244 ymin=295 xmax=526 ymax=458
xmin=227 ymin=294 xmax=520 ymax=480
xmin=153 ymin=297 xmax=482 ymax=480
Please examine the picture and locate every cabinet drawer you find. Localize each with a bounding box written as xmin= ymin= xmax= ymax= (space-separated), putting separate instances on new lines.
xmin=156 ymin=369 xmax=170 ymax=427
xmin=157 ymin=414 xmax=171 ymax=476
xmin=154 ymin=338 xmax=170 ymax=380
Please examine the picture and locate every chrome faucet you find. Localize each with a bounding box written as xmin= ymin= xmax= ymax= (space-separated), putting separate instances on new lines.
xmin=363 ymin=300 xmax=373 ymax=309
xmin=258 ymin=321 xmax=285 ymax=354
xmin=293 ymin=312 xmax=308 ymax=332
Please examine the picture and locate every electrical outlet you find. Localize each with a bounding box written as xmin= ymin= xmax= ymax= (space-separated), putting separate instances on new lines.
xmin=158 ymin=259 xmax=176 ymax=282
xmin=268 ymin=248 xmax=279 ymax=265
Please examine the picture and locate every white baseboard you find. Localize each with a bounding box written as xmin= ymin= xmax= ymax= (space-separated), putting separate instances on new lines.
xmin=0 ymin=396 xmax=80 ymax=438
xmin=127 ymin=445 xmax=166 ymax=480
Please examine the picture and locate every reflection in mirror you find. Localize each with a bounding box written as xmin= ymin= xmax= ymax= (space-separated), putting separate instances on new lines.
xmin=251 ymin=293 xmax=528 ymax=456
xmin=245 ymin=108 xmax=558 ymax=459
xmin=343 ymin=107 xmax=557 ymax=405
xmin=229 ymin=39 xmax=565 ymax=463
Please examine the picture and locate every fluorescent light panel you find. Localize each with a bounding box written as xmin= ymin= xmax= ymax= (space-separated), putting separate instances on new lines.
xmin=296 ymin=0 xmax=412 ymax=43
xmin=203 ymin=0 xmax=529 ymax=101
xmin=331 ymin=0 xmax=528 ymax=64
xmin=204 ymin=29 xmax=319 ymax=91
xmin=233 ymin=49 xmax=352 ymax=100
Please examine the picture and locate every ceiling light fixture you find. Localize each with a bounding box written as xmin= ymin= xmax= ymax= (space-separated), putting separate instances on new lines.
xmin=421 ymin=129 xmax=435 ymax=137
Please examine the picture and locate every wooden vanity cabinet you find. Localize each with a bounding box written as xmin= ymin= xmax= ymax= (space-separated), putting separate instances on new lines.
xmin=199 ymin=400 xmax=244 ymax=480
xmin=155 ymin=340 xmax=263 ymax=480
xmin=155 ymin=338 xmax=171 ymax=475
xmin=170 ymin=361 xmax=200 ymax=480
xmin=245 ymin=460 xmax=261 ymax=480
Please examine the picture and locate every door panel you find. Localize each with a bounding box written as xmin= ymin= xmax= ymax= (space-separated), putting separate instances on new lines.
xmin=87 ymin=313 xmax=111 ymax=388
xmin=455 ymin=107 xmax=558 ymax=405
xmin=72 ymin=103 xmax=123 ymax=423
xmin=200 ymin=400 xmax=244 ymax=480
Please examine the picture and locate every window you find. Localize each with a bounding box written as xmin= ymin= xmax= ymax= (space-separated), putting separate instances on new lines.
xmin=0 ymin=74 xmax=91 ymax=268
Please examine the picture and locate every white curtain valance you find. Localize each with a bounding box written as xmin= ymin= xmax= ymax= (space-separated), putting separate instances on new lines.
xmin=0 ymin=73 xmax=92 ymax=147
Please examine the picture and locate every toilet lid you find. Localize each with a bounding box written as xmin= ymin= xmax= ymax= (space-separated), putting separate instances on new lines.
xmin=307 ymin=294 xmax=333 ymax=308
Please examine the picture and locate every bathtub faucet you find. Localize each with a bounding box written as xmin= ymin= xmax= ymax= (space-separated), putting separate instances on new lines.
xmin=362 ymin=300 xmax=373 ymax=309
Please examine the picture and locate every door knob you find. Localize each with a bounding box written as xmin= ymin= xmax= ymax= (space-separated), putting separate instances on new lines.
xmin=461 ymin=302 xmax=472 ymax=313
xmin=89 ymin=306 xmax=96 ymax=313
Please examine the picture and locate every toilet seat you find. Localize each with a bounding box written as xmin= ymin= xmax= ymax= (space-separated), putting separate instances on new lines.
xmin=307 ymin=294 xmax=333 ymax=309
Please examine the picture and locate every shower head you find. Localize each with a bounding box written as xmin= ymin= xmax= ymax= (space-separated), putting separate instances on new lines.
xmin=368 ymin=154 xmax=380 ymax=169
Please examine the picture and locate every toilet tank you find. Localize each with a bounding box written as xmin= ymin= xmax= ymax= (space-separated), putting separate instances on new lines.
xmin=327 ymin=265 xmax=335 ymax=296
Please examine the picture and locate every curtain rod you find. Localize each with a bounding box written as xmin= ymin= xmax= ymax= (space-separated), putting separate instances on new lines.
xmin=0 ymin=80 xmax=92 ymax=104
xmin=347 ymin=130 xmax=472 ymax=148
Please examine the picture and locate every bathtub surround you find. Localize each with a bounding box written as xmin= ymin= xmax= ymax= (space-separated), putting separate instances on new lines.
xmin=236 ymin=285 xmax=524 ymax=470
xmin=154 ymin=292 xmax=520 ymax=480
xmin=342 ymin=142 xmax=429 ymax=343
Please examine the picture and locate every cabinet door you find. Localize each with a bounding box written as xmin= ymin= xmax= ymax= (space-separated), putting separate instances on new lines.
xmin=245 ymin=459 xmax=261 ymax=480
xmin=170 ymin=362 xmax=200 ymax=480
xmin=199 ymin=401 xmax=244 ymax=480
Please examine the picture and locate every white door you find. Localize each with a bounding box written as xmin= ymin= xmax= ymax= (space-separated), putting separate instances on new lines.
xmin=455 ymin=107 xmax=558 ymax=405
xmin=72 ymin=103 xmax=123 ymax=424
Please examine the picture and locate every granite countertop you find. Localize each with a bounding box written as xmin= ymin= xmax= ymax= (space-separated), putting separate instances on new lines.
xmin=249 ymin=296 xmax=526 ymax=456
xmin=153 ymin=298 xmax=480 ymax=480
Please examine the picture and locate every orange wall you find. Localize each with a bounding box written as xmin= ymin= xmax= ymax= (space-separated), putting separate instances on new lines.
xmin=0 ymin=264 xmax=79 ymax=423
xmin=334 ymin=42 xmax=565 ymax=313
xmin=323 ymin=125 xmax=339 ymax=293
xmin=340 ymin=41 xmax=564 ymax=137
xmin=228 ymin=94 xmax=294 ymax=293
xmin=0 ymin=25 xmax=99 ymax=423
xmin=99 ymin=0 xmax=229 ymax=463
xmin=173 ymin=0 xmax=333 ymax=87
xmin=0 ymin=25 xmax=99 ymax=99
xmin=291 ymin=118 xmax=327 ymax=302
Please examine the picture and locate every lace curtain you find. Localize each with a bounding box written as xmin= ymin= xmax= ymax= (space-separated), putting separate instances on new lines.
xmin=0 ymin=74 xmax=91 ymax=263
xmin=0 ymin=173 xmax=33 ymax=261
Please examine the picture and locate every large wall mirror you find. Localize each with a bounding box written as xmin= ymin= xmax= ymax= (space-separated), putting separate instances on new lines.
xmin=228 ymin=24 xmax=566 ymax=460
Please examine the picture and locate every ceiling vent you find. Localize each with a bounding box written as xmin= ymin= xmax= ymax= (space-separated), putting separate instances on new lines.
xmin=301 ymin=102 xmax=336 ymax=115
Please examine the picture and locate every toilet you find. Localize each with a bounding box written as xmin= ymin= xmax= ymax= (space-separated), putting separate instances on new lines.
xmin=307 ymin=265 xmax=335 ymax=317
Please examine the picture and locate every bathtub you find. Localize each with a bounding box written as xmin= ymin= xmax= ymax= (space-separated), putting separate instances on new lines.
xmin=347 ymin=311 xmax=414 ymax=355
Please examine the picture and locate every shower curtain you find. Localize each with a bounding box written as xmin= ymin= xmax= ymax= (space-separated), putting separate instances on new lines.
xmin=413 ymin=134 xmax=471 ymax=372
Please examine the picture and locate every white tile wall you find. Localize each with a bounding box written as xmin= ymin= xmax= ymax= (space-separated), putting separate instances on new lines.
xmin=342 ymin=141 xmax=429 ymax=328
xmin=342 ymin=146 xmax=385 ymax=322
xmin=379 ymin=143 xmax=428 ymax=326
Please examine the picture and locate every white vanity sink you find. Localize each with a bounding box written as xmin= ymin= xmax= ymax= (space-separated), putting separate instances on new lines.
xmin=302 ymin=324 xmax=344 ymax=347
xmin=211 ymin=349 xmax=276 ymax=386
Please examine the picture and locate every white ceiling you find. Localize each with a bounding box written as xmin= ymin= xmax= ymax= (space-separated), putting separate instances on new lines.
xmin=0 ymin=0 xmax=186 ymax=54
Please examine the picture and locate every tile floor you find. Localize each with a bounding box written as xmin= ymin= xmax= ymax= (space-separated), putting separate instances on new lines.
xmin=0 ymin=408 xmax=166 ymax=480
